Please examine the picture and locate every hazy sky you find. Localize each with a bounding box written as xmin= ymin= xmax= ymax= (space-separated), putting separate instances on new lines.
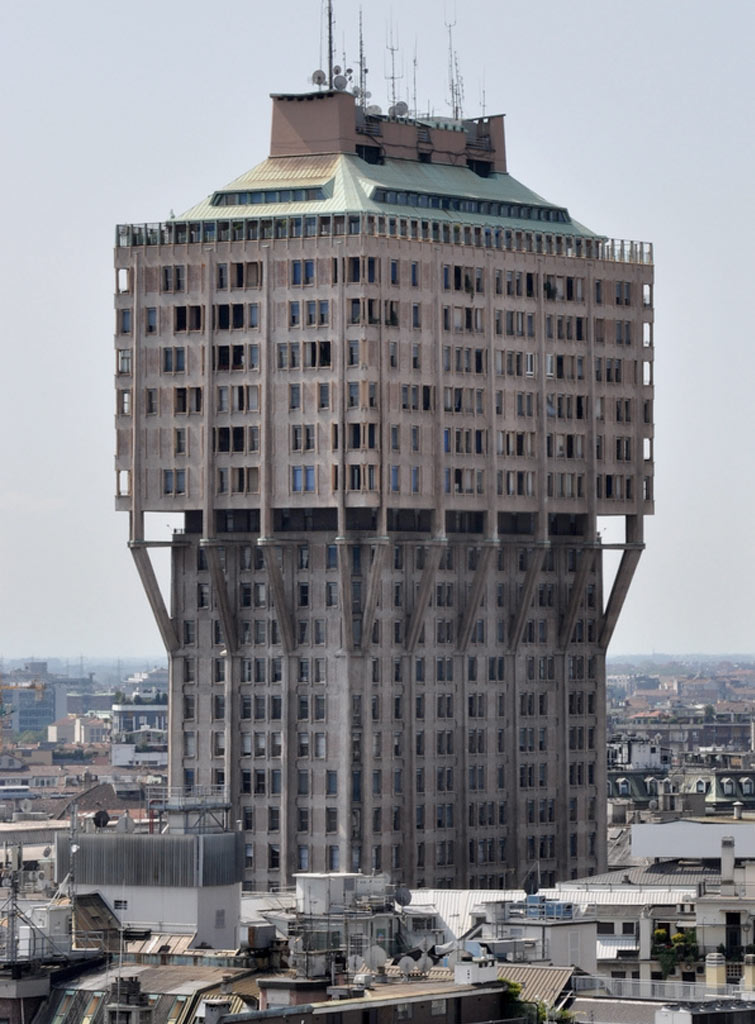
xmin=1 ymin=0 xmax=753 ymax=659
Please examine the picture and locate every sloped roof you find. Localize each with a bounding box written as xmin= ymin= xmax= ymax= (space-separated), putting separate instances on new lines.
xmin=382 ymin=963 xmax=574 ymax=1009
xmin=62 ymin=963 xmax=255 ymax=995
xmin=497 ymin=964 xmax=576 ymax=1008
xmin=73 ymin=892 xmax=122 ymax=953
xmin=551 ymin=861 xmax=720 ymax=889
xmin=407 ymin=888 xmax=527 ymax=938
xmin=178 ymin=153 xmax=595 ymax=236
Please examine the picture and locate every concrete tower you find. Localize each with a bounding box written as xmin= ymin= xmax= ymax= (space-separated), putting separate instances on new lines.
xmin=114 ymin=88 xmax=654 ymax=890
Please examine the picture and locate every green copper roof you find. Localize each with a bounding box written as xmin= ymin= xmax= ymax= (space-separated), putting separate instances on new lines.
xmin=178 ymin=153 xmax=596 ymax=237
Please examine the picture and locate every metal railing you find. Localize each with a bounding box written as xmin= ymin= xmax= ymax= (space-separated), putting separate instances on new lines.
xmin=573 ymin=974 xmax=743 ymax=1002
xmin=146 ymin=785 xmax=229 ymax=807
xmin=115 ymin=219 xmax=653 ymax=266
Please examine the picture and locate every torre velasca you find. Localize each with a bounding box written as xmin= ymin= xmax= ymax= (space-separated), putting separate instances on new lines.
xmin=114 ymin=88 xmax=654 ymax=890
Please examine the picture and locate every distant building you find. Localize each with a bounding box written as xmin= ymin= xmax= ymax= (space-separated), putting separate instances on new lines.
xmin=111 ymin=701 xmax=168 ymax=767
xmin=2 ymin=667 xmax=66 ymax=734
xmin=74 ymin=717 xmax=109 ymax=745
xmin=47 ymin=716 xmax=77 ymax=744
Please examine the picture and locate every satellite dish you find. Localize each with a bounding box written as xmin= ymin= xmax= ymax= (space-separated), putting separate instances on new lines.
xmin=395 ymin=101 xmax=409 ymax=117
xmin=347 ymin=953 xmax=363 ymax=973
xmin=94 ymin=809 xmax=110 ymax=829
xmin=352 ymin=86 xmax=361 ymax=98
xmin=366 ymin=105 xmax=382 ymax=116
xmin=365 ymin=945 xmax=387 ymax=969
xmin=416 ymin=955 xmax=432 ymax=974
xmin=334 ymin=75 xmax=348 ymax=91
xmin=312 ymin=69 xmax=327 ymax=86
xmin=395 ymin=886 xmax=412 ymax=907
xmin=388 ymin=106 xmax=396 ymax=118
xmin=43 ymin=847 xmax=51 ymax=858
xmin=398 ymin=956 xmax=415 ymax=977
xmin=333 ymin=65 xmax=342 ymax=75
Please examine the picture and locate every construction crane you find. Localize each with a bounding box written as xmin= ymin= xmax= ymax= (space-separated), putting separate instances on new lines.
xmin=0 ymin=678 xmax=45 ymax=753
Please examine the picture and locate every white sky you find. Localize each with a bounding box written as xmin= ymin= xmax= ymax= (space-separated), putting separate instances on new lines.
xmin=0 ymin=0 xmax=753 ymax=659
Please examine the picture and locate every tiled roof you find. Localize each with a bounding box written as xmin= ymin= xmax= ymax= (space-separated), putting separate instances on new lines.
xmin=497 ymin=965 xmax=576 ymax=1008
xmin=552 ymin=862 xmax=720 ymax=888
xmin=67 ymin=963 xmax=256 ymax=995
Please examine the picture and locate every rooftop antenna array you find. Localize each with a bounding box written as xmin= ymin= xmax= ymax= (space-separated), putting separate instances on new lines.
xmin=445 ymin=11 xmax=464 ymax=120
xmin=313 ymin=0 xmax=353 ymax=92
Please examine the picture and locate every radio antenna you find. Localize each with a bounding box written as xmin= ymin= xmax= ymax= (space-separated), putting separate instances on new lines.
xmin=445 ymin=11 xmax=464 ymax=119
xmin=385 ymin=19 xmax=403 ymax=111
xmin=412 ymin=39 xmax=418 ymax=118
xmin=358 ymin=9 xmax=369 ymax=110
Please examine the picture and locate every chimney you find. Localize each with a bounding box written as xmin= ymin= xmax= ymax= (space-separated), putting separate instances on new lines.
xmin=705 ymin=951 xmax=727 ymax=994
xmin=721 ymin=836 xmax=736 ymax=895
xmin=733 ymin=801 xmax=743 ymax=820
xmin=204 ymin=1001 xmax=232 ymax=1024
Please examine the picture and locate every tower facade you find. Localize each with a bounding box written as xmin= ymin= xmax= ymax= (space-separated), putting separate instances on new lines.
xmin=114 ymin=89 xmax=654 ymax=890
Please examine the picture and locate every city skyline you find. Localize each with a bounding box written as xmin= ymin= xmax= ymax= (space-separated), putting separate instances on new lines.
xmin=1 ymin=0 xmax=754 ymax=657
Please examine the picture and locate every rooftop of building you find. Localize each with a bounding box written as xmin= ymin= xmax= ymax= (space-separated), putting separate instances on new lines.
xmin=403 ymin=888 xmax=527 ymax=937
xmin=117 ymin=89 xmax=652 ymax=264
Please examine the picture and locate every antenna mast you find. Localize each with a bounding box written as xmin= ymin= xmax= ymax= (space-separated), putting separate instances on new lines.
xmin=445 ymin=15 xmax=464 ymax=120
xmin=358 ymin=8 xmax=368 ymax=110
xmin=412 ymin=39 xmax=418 ymax=118
xmin=327 ymin=0 xmax=334 ymax=88
xmin=385 ymin=20 xmax=403 ymax=111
